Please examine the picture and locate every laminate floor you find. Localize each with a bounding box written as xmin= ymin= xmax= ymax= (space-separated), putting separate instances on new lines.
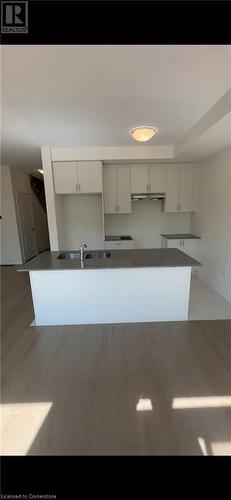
xmin=1 ymin=266 xmax=231 ymax=455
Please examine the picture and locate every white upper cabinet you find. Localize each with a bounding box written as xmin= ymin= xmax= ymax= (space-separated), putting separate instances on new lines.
xmin=116 ymin=165 xmax=131 ymax=213
xmin=164 ymin=165 xmax=180 ymax=212
xmin=148 ymin=165 xmax=166 ymax=192
xmin=103 ymin=164 xmax=131 ymax=214
xmin=103 ymin=165 xmax=117 ymax=214
xmin=131 ymin=164 xmax=166 ymax=193
xmin=53 ymin=162 xmax=77 ymax=194
xmin=164 ymin=164 xmax=197 ymax=212
xmin=180 ymin=165 xmax=196 ymax=212
xmin=53 ymin=161 xmax=102 ymax=194
xmin=131 ymin=165 xmax=149 ymax=193
xmin=77 ymin=161 xmax=102 ymax=193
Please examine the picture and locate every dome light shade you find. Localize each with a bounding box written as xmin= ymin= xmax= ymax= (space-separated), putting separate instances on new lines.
xmin=131 ymin=126 xmax=157 ymax=142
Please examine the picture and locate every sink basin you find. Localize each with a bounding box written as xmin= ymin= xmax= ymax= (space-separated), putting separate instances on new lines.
xmin=57 ymin=251 xmax=111 ymax=260
xmin=58 ymin=252 xmax=81 ymax=260
xmin=85 ymin=251 xmax=111 ymax=259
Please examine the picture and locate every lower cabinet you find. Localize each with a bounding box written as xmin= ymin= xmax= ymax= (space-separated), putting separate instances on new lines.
xmin=162 ymin=238 xmax=195 ymax=258
xmin=105 ymin=240 xmax=134 ymax=250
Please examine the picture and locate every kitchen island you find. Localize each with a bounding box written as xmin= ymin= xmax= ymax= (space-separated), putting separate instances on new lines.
xmin=19 ymin=249 xmax=201 ymax=325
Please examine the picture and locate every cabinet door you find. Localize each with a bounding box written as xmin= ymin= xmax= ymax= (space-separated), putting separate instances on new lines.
xmin=105 ymin=240 xmax=134 ymax=250
xmin=103 ymin=165 xmax=117 ymax=213
xmin=77 ymin=161 xmax=102 ymax=193
xmin=148 ymin=165 xmax=166 ymax=192
xmin=179 ymin=165 xmax=196 ymax=212
xmin=167 ymin=239 xmax=182 ymax=250
xmin=131 ymin=165 xmax=149 ymax=193
xmin=117 ymin=165 xmax=131 ymax=213
xmin=164 ymin=166 xmax=180 ymax=212
xmin=53 ymin=162 xmax=77 ymax=194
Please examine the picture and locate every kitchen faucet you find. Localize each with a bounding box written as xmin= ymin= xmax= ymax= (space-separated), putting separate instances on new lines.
xmin=79 ymin=243 xmax=87 ymax=262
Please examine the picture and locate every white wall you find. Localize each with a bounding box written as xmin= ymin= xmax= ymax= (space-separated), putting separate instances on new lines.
xmin=58 ymin=195 xmax=104 ymax=250
xmin=105 ymin=202 xmax=191 ymax=248
xmin=0 ymin=165 xmax=22 ymax=265
xmin=191 ymin=145 xmax=231 ymax=302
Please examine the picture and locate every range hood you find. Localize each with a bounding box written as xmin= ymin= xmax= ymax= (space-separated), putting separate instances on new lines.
xmin=131 ymin=193 xmax=166 ymax=201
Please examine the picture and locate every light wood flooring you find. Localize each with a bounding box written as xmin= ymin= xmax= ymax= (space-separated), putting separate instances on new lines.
xmin=1 ymin=266 xmax=231 ymax=455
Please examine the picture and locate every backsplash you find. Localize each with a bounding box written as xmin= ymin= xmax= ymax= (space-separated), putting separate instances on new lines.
xmin=105 ymin=201 xmax=191 ymax=248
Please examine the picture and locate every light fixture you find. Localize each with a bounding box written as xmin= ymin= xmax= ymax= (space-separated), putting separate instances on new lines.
xmin=37 ymin=169 xmax=44 ymax=175
xmin=130 ymin=126 xmax=157 ymax=142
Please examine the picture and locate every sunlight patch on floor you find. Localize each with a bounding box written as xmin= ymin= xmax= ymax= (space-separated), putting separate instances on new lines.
xmin=136 ymin=398 xmax=153 ymax=411
xmin=172 ymin=396 xmax=231 ymax=409
xmin=0 ymin=402 xmax=52 ymax=455
xmin=211 ymin=441 xmax=231 ymax=455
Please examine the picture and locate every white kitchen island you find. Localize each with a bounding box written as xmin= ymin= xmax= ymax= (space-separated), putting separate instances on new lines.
xmin=19 ymin=249 xmax=201 ymax=325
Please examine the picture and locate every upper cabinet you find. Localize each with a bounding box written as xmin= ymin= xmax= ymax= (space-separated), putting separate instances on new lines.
xmin=53 ymin=162 xmax=77 ymax=194
xmin=53 ymin=161 xmax=102 ymax=194
xmin=131 ymin=164 xmax=166 ymax=193
xmin=103 ymin=164 xmax=131 ymax=214
xmin=131 ymin=165 xmax=149 ymax=193
xmin=148 ymin=165 xmax=166 ymax=192
xmin=164 ymin=164 xmax=198 ymax=212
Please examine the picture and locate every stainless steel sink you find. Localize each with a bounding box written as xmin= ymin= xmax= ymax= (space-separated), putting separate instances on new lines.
xmin=57 ymin=251 xmax=111 ymax=260
xmin=58 ymin=252 xmax=81 ymax=260
xmin=85 ymin=251 xmax=111 ymax=259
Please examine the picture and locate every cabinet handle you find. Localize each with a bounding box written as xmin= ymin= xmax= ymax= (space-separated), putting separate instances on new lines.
xmin=146 ymin=184 xmax=149 ymax=192
xmin=179 ymin=203 xmax=181 ymax=211
xmin=149 ymin=184 xmax=151 ymax=192
xmin=79 ymin=184 xmax=81 ymax=191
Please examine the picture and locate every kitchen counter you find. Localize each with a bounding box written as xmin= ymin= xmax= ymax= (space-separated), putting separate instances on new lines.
xmin=19 ymin=248 xmax=201 ymax=272
xmin=161 ymin=233 xmax=201 ymax=239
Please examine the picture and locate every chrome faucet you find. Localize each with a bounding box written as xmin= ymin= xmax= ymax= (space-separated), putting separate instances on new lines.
xmin=79 ymin=243 xmax=87 ymax=262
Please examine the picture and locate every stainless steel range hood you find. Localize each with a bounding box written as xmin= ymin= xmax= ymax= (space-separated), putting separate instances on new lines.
xmin=131 ymin=193 xmax=166 ymax=201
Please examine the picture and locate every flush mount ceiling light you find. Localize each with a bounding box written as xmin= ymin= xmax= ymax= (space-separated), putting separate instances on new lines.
xmin=130 ymin=126 xmax=158 ymax=142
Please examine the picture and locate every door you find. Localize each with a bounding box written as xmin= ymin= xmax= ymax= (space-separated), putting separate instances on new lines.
xmin=53 ymin=162 xmax=77 ymax=193
xmin=103 ymin=165 xmax=117 ymax=213
xmin=179 ymin=165 xmax=195 ymax=212
xmin=77 ymin=161 xmax=102 ymax=193
xmin=148 ymin=165 xmax=166 ymax=192
xmin=131 ymin=165 xmax=149 ymax=193
xmin=17 ymin=193 xmax=36 ymax=262
xmin=164 ymin=165 xmax=180 ymax=212
xmin=116 ymin=165 xmax=131 ymax=213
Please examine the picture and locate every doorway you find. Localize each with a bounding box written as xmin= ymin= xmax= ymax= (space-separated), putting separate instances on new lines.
xmin=17 ymin=193 xmax=37 ymax=262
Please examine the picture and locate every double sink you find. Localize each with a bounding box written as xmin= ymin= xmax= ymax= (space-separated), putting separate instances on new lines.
xmin=58 ymin=251 xmax=111 ymax=260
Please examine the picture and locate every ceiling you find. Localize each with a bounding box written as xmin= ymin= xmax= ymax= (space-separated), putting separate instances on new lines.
xmin=1 ymin=45 xmax=231 ymax=172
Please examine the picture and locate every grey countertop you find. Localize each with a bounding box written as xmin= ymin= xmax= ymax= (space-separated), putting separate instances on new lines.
xmin=18 ymin=248 xmax=201 ymax=272
xmin=161 ymin=233 xmax=201 ymax=240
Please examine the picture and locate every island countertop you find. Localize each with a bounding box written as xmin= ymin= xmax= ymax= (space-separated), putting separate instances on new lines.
xmin=18 ymin=248 xmax=201 ymax=272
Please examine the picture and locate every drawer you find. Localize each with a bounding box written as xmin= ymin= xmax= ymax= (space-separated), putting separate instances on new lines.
xmin=105 ymin=240 xmax=134 ymax=250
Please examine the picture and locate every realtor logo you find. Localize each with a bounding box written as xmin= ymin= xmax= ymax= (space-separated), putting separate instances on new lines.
xmin=1 ymin=1 xmax=28 ymax=33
